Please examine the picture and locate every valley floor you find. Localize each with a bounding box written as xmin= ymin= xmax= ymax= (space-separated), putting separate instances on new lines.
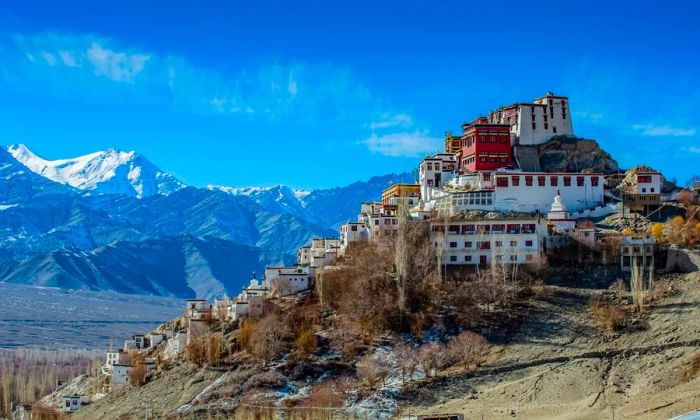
xmin=0 ymin=283 xmax=184 ymax=348
xmin=401 ymin=272 xmax=700 ymax=419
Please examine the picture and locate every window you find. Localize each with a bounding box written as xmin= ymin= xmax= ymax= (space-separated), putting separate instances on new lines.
xmin=510 ymin=240 xmax=517 ymax=247
xmin=465 ymin=255 xmax=472 ymax=262
xmin=525 ymin=176 xmax=533 ymax=186
xmin=374 ymin=220 xmax=379 ymax=225
xmin=563 ymin=176 xmax=571 ymax=186
xmin=591 ymin=176 xmax=599 ymax=187
xmin=465 ymin=241 xmax=472 ymax=248
xmin=482 ymin=173 xmax=491 ymax=181
xmin=479 ymin=135 xmax=486 ymax=143
xmin=496 ymin=177 xmax=509 ymax=187
xmin=642 ymin=187 xmax=646 ymax=193
xmin=526 ymin=254 xmax=533 ymax=261
xmin=550 ymin=176 xmax=558 ymax=187
xmin=553 ymin=127 xmax=557 ymax=133
xmin=511 ymin=176 xmax=520 ymax=186
xmin=449 ymin=241 xmax=457 ymax=248
xmin=427 ymin=163 xmax=432 ymax=170
xmin=526 ymin=240 xmax=533 ymax=246
xmin=384 ymin=219 xmax=391 ymax=225
xmin=538 ymin=176 xmax=546 ymax=186
xmin=351 ymin=225 xmax=357 ymax=232
xmin=577 ymin=176 xmax=584 ymax=187
xmin=510 ymin=255 xmax=517 ymax=261
xmin=638 ymin=175 xmax=652 ymax=183
xmin=544 ymin=123 xmax=548 ymax=130
xmin=392 ymin=219 xmax=397 ymax=225
xmin=449 ymin=255 xmax=457 ymax=262
xmin=490 ymin=135 xmax=496 ymax=143
xmin=495 ymin=241 xmax=502 ymax=247
xmin=500 ymin=135 xmax=508 ymax=143
xmin=479 ymin=241 xmax=490 ymax=250
xmin=532 ymin=122 xmax=536 ymax=129
xmin=435 ymin=164 xmax=440 ymax=170
xmin=650 ymin=187 xmax=655 ymax=192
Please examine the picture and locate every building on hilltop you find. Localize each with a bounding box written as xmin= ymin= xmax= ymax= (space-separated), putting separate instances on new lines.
xmin=455 ymin=117 xmax=513 ymax=173
xmin=264 ymin=266 xmax=313 ymax=297
xmin=381 ymin=183 xmax=421 ymax=207
xmin=488 ymin=92 xmax=574 ymax=145
xmin=419 ymin=154 xmax=457 ymax=201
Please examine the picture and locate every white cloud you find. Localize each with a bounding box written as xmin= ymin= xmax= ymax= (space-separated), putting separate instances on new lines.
xmin=687 ymin=146 xmax=700 ymax=154
xmin=40 ymin=52 xmax=56 ymax=66
xmin=86 ymin=42 xmax=149 ymax=82
xmin=58 ymin=50 xmax=78 ymax=67
xmin=363 ymin=130 xmax=440 ymax=157
xmin=632 ymin=124 xmax=697 ymax=137
xmin=369 ymin=113 xmax=414 ymax=130
xmin=574 ymin=111 xmax=604 ymax=123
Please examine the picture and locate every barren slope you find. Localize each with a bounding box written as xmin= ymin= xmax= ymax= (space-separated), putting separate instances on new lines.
xmin=402 ymin=272 xmax=700 ymax=419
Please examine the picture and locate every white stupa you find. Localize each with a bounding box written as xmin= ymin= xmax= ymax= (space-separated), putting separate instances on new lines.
xmin=547 ymin=190 xmax=576 ymax=232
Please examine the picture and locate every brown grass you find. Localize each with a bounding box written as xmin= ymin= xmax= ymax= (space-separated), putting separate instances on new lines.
xmin=589 ymin=294 xmax=628 ymax=332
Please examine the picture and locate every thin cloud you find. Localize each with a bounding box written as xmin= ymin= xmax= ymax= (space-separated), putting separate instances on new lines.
xmin=369 ymin=113 xmax=414 ymax=130
xmin=632 ymin=124 xmax=696 ymax=137
xmin=86 ymin=42 xmax=149 ymax=82
xmin=363 ymin=130 xmax=440 ymax=157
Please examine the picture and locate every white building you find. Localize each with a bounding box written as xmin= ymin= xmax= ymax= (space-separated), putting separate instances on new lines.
xmin=339 ymin=221 xmax=369 ymax=255
xmin=435 ymin=170 xmax=604 ymax=214
xmin=61 ymin=396 xmax=87 ymax=413
xmin=419 ymin=153 xmax=457 ymax=201
xmin=297 ymin=246 xmax=311 ymax=265
xmin=488 ymin=92 xmax=574 ymax=145
xmin=185 ymin=299 xmax=210 ymax=320
xmin=636 ymin=171 xmax=662 ymax=195
xmin=264 ymin=266 xmax=313 ymax=297
xmin=104 ymin=350 xmax=130 ymax=371
xmin=433 ymin=214 xmax=548 ymax=266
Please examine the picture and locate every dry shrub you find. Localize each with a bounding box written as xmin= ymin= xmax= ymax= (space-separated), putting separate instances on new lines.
xmin=208 ymin=333 xmax=222 ymax=366
xmin=684 ymin=352 xmax=700 ymax=380
xmin=613 ymin=278 xmax=628 ymax=300
xmin=128 ymin=362 xmax=147 ymax=387
xmin=394 ymin=342 xmax=419 ymax=381
xmin=446 ymin=331 xmax=490 ymax=371
xmin=249 ymin=312 xmax=291 ymax=363
xmin=298 ymin=378 xmax=350 ymax=408
xmin=653 ymin=279 xmax=673 ymax=300
xmin=237 ymin=320 xmax=255 ymax=352
xmin=418 ymin=342 xmax=447 ymax=378
xmin=589 ymin=294 xmax=628 ymax=332
xmin=295 ymin=328 xmax=317 ymax=358
xmin=356 ymin=352 xmax=391 ymax=390
xmin=328 ymin=318 xmax=363 ymax=362
xmin=186 ymin=337 xmax=206 ymax=367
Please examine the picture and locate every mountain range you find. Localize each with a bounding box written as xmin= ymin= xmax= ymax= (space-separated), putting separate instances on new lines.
xmin=0 ymin=145 xmax=408 ymax=299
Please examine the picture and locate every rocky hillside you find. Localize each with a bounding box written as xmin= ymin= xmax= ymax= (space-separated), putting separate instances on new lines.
xmin=538 ymin=137 xmax=620 ymax=174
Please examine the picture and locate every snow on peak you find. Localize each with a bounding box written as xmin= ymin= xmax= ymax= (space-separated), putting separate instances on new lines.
xmin=7 ymin=144 xmax=185 ymax=198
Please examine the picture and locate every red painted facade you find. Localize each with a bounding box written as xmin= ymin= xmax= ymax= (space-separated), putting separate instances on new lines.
xmin=458 ymin=118 xmax=512 ymax=173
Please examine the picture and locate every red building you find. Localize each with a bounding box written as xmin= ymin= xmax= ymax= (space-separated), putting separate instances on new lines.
xmin=458 ymin=117 xmax=513 ymax=173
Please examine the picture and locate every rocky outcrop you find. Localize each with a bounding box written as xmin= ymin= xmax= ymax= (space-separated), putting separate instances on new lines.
xmin=538 ymin=137 xmax=619 ymax=174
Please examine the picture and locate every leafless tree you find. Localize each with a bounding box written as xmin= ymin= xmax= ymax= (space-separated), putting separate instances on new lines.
xmin=418 ymin=342 xmax=447 ymax=378
xmin=356 ymin=352 xmax=391 ymax=390
xmin=446 ymin=331 xmax=490 ymax=370
xmin=394 ymin=342 xmax=419 ymax=381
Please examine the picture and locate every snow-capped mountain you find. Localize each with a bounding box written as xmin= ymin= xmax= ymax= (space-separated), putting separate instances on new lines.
xmin=7 ymin=144 xmax=185 ymax=198
xmin=0 ymin=143 xmax=409 ymax=297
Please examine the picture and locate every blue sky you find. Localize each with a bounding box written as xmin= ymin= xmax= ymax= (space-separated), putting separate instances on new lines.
xmin=0 ymin=1 xmax=698 ymax=190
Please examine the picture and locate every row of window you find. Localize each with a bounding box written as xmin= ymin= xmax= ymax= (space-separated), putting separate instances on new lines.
xmin=448 ymin=239 xmax=534 ymax=248
xmin=447 ymin=254 xmax=534 ymax=262
xmin=434 ymin=223 xmax=538 ymax=234
xmin=496 ymin=175 xmax=600 ymax=188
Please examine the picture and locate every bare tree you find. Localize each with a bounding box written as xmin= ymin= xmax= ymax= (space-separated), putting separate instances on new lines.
xmin=356 ymin=352 xmax=391 ymax=390
xmin=446 ymin=331 xmax=490 ymax=370
xmin=394 ymin=342 xmax=419 ymax=382
xmin=418 ymin=342 xmax=447 ymax=378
